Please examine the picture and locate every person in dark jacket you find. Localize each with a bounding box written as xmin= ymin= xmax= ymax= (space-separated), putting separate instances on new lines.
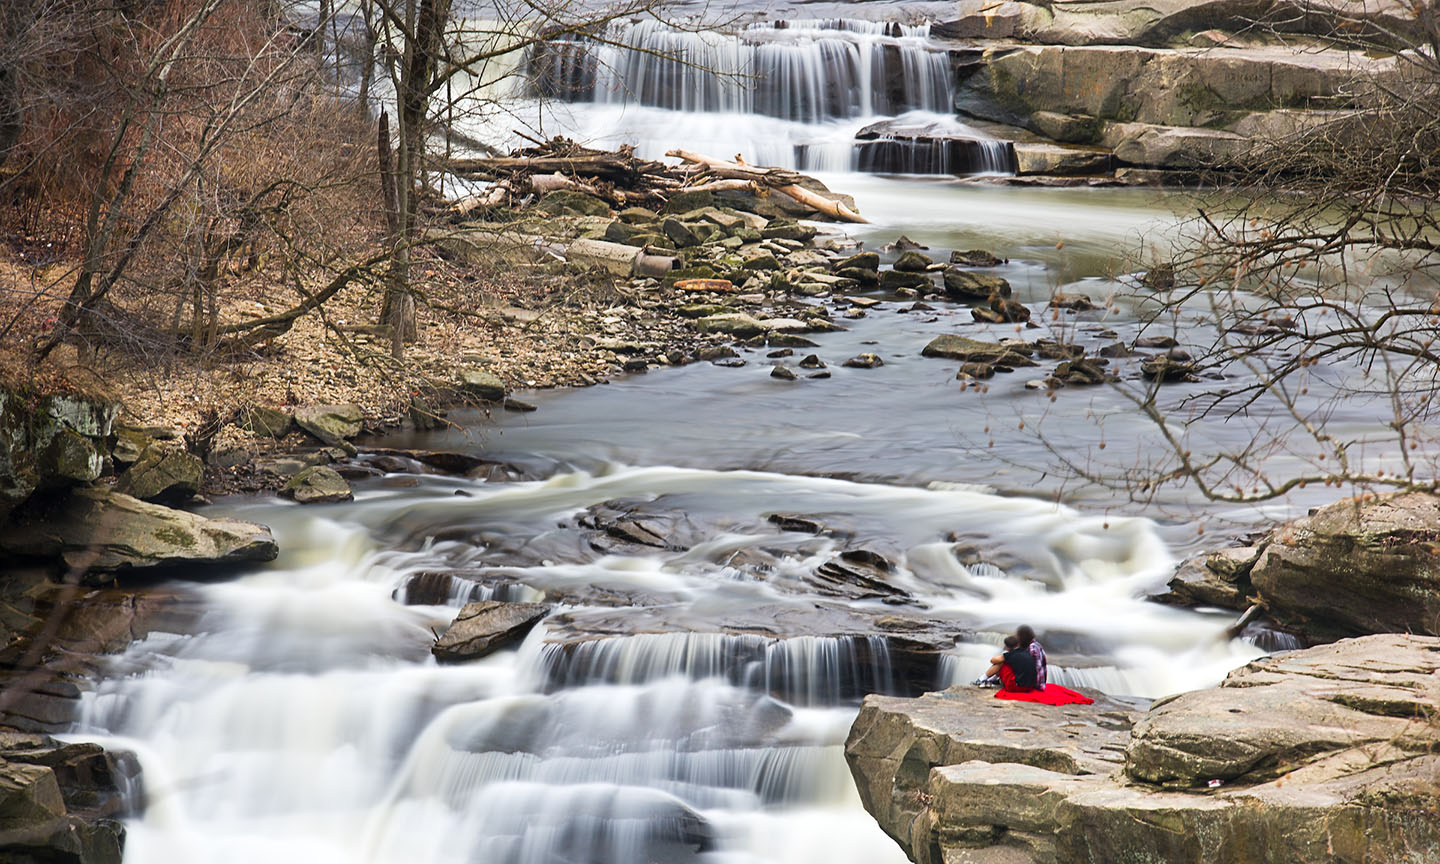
xmin=984 ymin=635 xmax=1038 ymax=692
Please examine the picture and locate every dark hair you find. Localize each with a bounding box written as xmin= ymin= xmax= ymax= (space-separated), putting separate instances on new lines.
xmin=1017 ymin=625 xmax=1035 ymax=647
xmin=1003 ymin=635 xmax=1020 ymax=650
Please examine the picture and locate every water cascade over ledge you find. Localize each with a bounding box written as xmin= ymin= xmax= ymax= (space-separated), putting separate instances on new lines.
xmin=517 ymin=19 xmax=1014 ymax=174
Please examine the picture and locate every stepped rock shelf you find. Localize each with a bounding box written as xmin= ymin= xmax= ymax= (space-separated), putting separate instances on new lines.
xmin=845 ymin=635 xmax=1440 ymax=864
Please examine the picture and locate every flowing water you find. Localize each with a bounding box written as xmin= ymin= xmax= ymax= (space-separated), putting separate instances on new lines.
xmin=62 ymin=16 xmax=1425 ymax=864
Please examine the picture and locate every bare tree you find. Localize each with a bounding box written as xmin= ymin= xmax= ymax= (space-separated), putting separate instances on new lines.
xmin=1035 ymin=2 xmax=1440 ymax=507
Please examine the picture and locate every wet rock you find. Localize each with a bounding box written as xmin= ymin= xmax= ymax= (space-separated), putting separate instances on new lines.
xmin=878 ymin=270 xmax=931 ymax=292
xmin=892 ymin=250 xmax=934 ymax=272
xmin=922 ymin=335 xmax=1036 ymax=367
xmin=1049 ymin=293 xmax=1098 ymax=311
xmin=0 ymin=752 xmax=127 ymax=864
xmin=0 ymin=486 xmax=277 ymax=576
xmin=1014 ymin=142 xmax=1114 ymax=176
xmin=432 ymin=600 xmax=551 ymax=663
xmin=770 ymin=365 xmax=798 ymax=381
xmin=835 ymin=251 xmax=880 ymax=271
xmin=1140 ymin=354 xmax=1199 ymax=382
xmin=503 ymin=397 xmax=539 ymax=412
xmin=836 ymin=267 xmax=879 ymax=286
xmin=1138 ymin=264 xmax=1177 ymax=289
xmin=949 ymin=249 xmax=1006 ymax=267
xmin=1052 ymin=358 xmax=1112 ymax=386
xmin=711 ymin=356 xmax=747 ymax=368
xmin=1098 ymin=341 xmax=1133 ymax=358
xmin=1035 ymin=340 xmax=1085 ymax=360
xmin=848 ymin=635 xmax=1440 ymax=864
xmin=281 ymin=465 xmax=353 ymax=504
xmin=842 ymin=353 xmax=884 ymax=369
xmin=408 ymin=395 xmax=446 ymax=431
xmin=1250 ymin=492 xmax=1440 ymax=638
xmin=881 ymin=236 xmax=927 ymax=252
xmin=973 ymin=296 xmax=1031 ymax=324
xmin=942 ymin=268 xmax=1012 ymax=302
xmin=293 ymin=403 xmax=364 ymax=446
xmin=808 ymin=370 xmax=832 ymax=379
xmin=1135 ymin=335 xmax=1179 ymax=349
xmin=768 ymin=514 xmax=825 ymax=534
xmin=114 ymin=442 xmax=203 ymax=503
xmin=766 ymin=333 xmax=821 ymax=348
xmin=957 ymin=362 xmax=995 ymax=379
xmin=766 ymin=349 xmax=793 ymax=358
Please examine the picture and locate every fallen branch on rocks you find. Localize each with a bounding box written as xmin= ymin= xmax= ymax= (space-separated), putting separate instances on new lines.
xmin=665 ymin=149 xmax=870 ymax=223
xmin=435 ymin=137 xmax=865 ymax=222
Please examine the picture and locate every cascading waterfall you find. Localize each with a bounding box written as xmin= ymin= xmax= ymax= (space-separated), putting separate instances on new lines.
xmin=66 ymin=455 xmax=1263 ymax=864
xmin=514 ymin=18 xmax=1014 ymax=174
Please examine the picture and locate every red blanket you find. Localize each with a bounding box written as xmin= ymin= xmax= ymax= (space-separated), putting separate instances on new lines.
xmin=994 ymin=684 xmax=1094 ymax=706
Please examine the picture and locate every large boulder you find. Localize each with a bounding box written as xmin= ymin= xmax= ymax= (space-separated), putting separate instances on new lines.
xmin=0 ymin=386 xmax=117 ymax=522
xmin=457 ymin=369 xmax=507 ymax=403
xmin=0 ymin=487 xmax=277 ymax=577
xmin=431 ymin=601 xmax=551 ymax=663
xmin=293 ymin=404 xmax=363 ymax=446
xmin=1248 ymin=492 xmax=1440 ymax=639
xmin=114 ymin=442 xmax=203 ymax=502
xmin=846 ymin=635 xmax=1440 ymax=864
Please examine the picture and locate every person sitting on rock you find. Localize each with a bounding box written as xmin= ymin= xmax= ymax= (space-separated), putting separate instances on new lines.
xmin=984 ymin=635 xmax=1038 ymax=692
xmin=1017 ymin=624 xmax=1048 ymax=687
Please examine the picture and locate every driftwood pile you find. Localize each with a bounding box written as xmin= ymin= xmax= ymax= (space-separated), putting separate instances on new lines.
xmin=442 ymin=138 xmax=867 ymax=223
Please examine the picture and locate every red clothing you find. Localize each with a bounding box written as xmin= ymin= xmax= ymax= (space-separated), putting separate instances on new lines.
xmin=994 ymin=683 xmax=1094 ymax=706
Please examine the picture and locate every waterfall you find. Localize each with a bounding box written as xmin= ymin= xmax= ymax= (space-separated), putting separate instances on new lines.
xmin=515 ymin=19 xmax=1013 ymax=175
xmin=536 ymin=631 xmax=903 ymax=704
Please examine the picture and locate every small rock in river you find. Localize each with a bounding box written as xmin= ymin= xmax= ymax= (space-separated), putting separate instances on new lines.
xmin=843 ymin=353 xmax=884 ymax=369
xmin=771 ymin=364 xmax=798 ymax=380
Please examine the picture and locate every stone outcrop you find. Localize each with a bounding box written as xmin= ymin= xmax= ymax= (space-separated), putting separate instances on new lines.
xmin=1155 ymin=492 xmax=1440 ymax=640
xmin=0 ymin=385 xmax=117 ymax=522
xmin=113 ymin=441 xmax=204 ymax=502
xmin=1249 ymin=492 xmax=1440 ymax=639
xmin=431 ymin=600 xmax=551 ymax=663
xmin=846 ymin=634 xmax=1440 ymax=864
xmin=0 ymin=486 xmax=278 ymax=577
xmin=0 ymin=732 xmax=137 ymax=864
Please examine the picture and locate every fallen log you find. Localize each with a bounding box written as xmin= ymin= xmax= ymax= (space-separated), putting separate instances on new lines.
xmin=431 ymin=229 xmax=676 ymax=278
xmin=445 ymin=155 xmax=655 ymax=182
xmin=665 ymin=149 xmax=869 ymax=223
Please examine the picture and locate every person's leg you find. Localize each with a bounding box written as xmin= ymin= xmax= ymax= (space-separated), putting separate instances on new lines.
xmin=985 ymin=662 xmax=1003 ymax=678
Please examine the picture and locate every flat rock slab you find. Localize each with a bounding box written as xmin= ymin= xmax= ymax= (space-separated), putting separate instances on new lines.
xmin=293 ymin=404 xmax=363 ymax=446
xmin=846 ymin=635 xmax=1440 ymax=864
xmin=432 ymin=601 xmax=550 ymax=663
xmin=0 ymin=487 xmax=277 ymax=577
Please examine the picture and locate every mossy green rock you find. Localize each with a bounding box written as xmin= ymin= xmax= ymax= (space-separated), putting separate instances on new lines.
xmin=537 ymin=190 xmax=610 ymax=217
xmin=893 ymin=250 xmax=934 ymax=272
xmin=294 ymin=404 xmax=364 ymax=445
xmin=0 ymin=486 xmax=277 ymax=576
xmin=660 ymin=191 xmax=715 ymax=214
xmin=239 ymin=406 xmax=293 ymax=438
xmin=943 ymin=268 xmax=1012 ymax=301
xmin=282 ymin=465 xmax=353 ymax=504
xmin=835 ymin=251 xmax=879 ymax=271
xmin=1 ymin=386 xmax=117 ymax=521
xmin=114 ymin=444 xmax=203 ymax=501
xmin=878 ymin=270 xmax=931 ymax=291
xmin=42 ymin=428 xmax=102 ymax=484
xmin=760 ymin=219 xmax=817 ymax=242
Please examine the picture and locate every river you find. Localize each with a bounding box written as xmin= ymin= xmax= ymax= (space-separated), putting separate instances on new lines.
xmin=64 ymin=17 xmax=1401 ymax=864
